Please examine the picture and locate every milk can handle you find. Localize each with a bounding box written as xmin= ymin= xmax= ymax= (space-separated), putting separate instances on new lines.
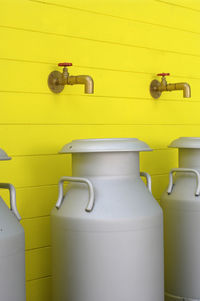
xmin=140 ymin=172 xmax=152 ymax=192
xmin=0 ymin=183 xmax=21 ymax=220
xmin=167 ymin=168 xmax=200 ymax=196
xmin=56 ymin=176 xmax=95 ymax=212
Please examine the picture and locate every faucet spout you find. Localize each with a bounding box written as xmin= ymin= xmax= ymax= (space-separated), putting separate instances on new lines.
xmin=165 ymin=82 xmax=191 ymax=98
xmin=68 ymin=75 xmax=94 ymax=94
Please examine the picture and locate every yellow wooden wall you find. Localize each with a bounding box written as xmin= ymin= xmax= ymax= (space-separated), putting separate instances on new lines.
xmin=1 ymin=0 xmax=200 ymax=299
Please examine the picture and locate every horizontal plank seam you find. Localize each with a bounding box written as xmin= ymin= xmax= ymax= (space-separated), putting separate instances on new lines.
xmin=10 ymin=149 xmax=172 ymax=158
xmin=29 ymin=0 xmax=200 ymax=35
xmin=26 ymin=274 xmax=52 ymax=282
xmin=22 ymin=214 xmax=50 ymax=221
xmin=1 ymin=58 xmax=200 ymax=81
xmin=26 ymin=275 xmax=51 ymax=283
xmin=12 ymin=153 xmax=62 ymax=157
xmin=14 ymin=184 xmax=59 ymax=189
xmin=0 ymin=123 xmax=197 ymax=127
xmin=1 ymin=24 xmax=200 ymax=59
xmin=151 ymin=172 xmax=169 ymax=177
xmin=16 ymin=183 xmax=57 ymax=189
xmin=155 ymin=0 xmax=200 ymax=13
xmin=10 ymin=149 xmax=174 ymax=157
xmin=26 ymin=245 xmax=51 ymax=253
xmin=0 ymin=123 xmax=199 ymax=126
xmin=0 ymin=149 xmax=175 ymax=159
xmin=15 ymin=183 xmax=58 ymax=189
xmin=0 ymin=90 xmax=199 ymax=103
xmin=25 ymin=245 xmax=51 ymax=252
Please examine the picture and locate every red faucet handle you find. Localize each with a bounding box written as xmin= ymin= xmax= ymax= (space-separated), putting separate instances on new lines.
xmin=58 ymin=63 xmax=73 ymax=67
xmin=157 ymin=73 xmax=170 ymax=76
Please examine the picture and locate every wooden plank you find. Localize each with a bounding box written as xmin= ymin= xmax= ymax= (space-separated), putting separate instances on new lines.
xmin=152 ymin=174 xmax=169 ymax=200
xmin=0 ymin=150 xmax=176 ymax=189
xmin=2 ymin=0 xmax=200 ymax=44
xmin=0 ymin=124 xmax=196 ymax=156
xmin=26 ymin=276 xmax=51 ymax=301
xmin=0 ymin=150 xmax=175 ymax=185
xmin=1 ymin=7 xmax=199 ymax=59
xmin=45 ymin=0 xmax=200 ymax=34
xmin=1 ymin=91 xmax=200 ymax=125
xmin=0 ymin=155 xmax=69 ymax=187
xmin=22 ymin=216 xmax=51 ymax=250
xmin=140 ymin=149 xmax=177 ymax=175
xmin=26 ymin=247 xmax=51 ymax=281
xmin=18 ymin=185 xmax=57 ymax=218
xmin=0 ymin=185 xmax=57 ymax=218
xmin=0 ymin=124 xmax=191 ymax=156
xmin=1 ymin=57 xmax=200 ymax=98
xmin=1 ymin=26 xmax=200 ymax=79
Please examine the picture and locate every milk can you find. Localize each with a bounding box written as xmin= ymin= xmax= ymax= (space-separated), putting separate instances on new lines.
xmin=161 ymin=137 xmax=200 ymax=301
xmin=0 ymin=149 xmax=26 ymax=301
xmin=51 ymin=138 xmax=164 ymax=301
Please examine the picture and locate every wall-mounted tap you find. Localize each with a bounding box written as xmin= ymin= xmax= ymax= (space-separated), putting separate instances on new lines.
xmin=150 ymin=73 xmax=191 ymax=99
xmin=48 ymin=63 xmax=94 ymax=94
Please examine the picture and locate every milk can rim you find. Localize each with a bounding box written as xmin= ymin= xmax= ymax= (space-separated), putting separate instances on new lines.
xmin=59 ymin=138 xmax=152 ymax=153
xmin=169 ymin=137 xmax=200 ymax=149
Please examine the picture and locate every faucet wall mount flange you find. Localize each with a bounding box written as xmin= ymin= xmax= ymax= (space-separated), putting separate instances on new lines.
xmin=48 ymin=70 xmax=65 ymax=93
xmin=150 ymin=73 xmax=191 ymax=99
xmin=150 ymin=79 xmax=162 ymax=99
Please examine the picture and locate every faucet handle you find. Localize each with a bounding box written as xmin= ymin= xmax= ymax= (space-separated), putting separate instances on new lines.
xmin=58 ymin=63 xmax=72 ymax=67
xmin=157 ymin=73 xmax=170 ymax=76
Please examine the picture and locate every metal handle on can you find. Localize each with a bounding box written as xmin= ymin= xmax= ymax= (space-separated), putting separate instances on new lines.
xmin=167 ymin=168 xmax=200 ymax=196
xmin=56 ymin=176 xmax=95 ymax=212
xmin=140 ymin=172 xmax=152 ymax=192
xmin=0 ymin=183 xmax=21 ymax=220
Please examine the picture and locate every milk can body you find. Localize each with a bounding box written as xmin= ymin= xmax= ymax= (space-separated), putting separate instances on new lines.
xmin=161 ymin=137 xmax=200 ymax=301
xmin=51 ymin=138 xmax=164 ymax=301
xmin=0 ymin=149 xmax=26 ymax=301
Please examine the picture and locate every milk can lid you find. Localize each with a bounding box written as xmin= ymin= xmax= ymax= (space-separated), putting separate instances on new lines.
xmin=169 ymin=137 xmax=200 ymax=149
xmin=0 ymin=149 xmax=11 ymax=160
xmin=59 ymin=138 xmax=152 ymax=153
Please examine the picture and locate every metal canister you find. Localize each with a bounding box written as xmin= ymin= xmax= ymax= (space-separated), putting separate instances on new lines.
xmin=0 ymin=149 xmax=25 ymax=301
xmin=161 ymin=137 xmax=200 ymax=301
xmin=51 ymin=138 xmax=164 ymax=301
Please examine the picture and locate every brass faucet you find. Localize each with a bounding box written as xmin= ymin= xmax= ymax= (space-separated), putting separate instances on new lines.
xmin=150 ymin=73 xmax=191 ymax=99
xmin=48 ymin=63 xmax=94 ymax=94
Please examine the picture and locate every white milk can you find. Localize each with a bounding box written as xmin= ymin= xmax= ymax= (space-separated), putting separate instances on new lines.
xmin=51 ymin=138 xmax=164 ymax=301
xmin=161 ymin=137 xmax=200 ymax=301
xmin=0 ymin=149 xmax=26 ymax=301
